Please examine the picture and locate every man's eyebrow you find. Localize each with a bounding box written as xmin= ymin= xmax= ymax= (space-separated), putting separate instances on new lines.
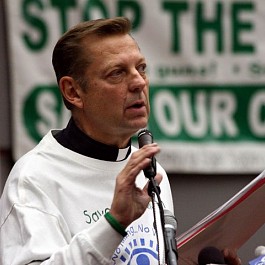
xmin=104 ymin=57 xmax=146 ymax=69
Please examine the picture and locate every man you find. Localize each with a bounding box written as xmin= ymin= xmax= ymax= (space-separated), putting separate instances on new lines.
xmin=0 ymin=17 xmax=241 ymax=265
xmin=0 ymin=17 xmax=173 ymax=264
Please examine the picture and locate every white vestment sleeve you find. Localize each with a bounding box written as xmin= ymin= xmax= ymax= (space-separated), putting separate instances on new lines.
xmin=0 ymin=204 xmax=123 ymax=265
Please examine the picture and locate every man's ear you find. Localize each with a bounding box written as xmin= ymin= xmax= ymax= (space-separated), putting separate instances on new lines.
xmin=59 ymin=76 xmax=83 ymax=109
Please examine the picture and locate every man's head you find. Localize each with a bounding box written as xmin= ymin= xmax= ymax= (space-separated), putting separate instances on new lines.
xmin=52 ymin=17 xmax=150 ymax=147
xmin=52 ymin=17 xmax=131 ymax=109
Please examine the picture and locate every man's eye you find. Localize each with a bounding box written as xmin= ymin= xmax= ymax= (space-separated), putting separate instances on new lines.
xmin=138 ymin=64 xmax=147 ymax=74
xmin=110 ymin=69 xmax=123 ymax=77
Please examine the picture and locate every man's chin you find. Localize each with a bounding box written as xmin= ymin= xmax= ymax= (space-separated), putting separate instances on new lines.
xmin=133 ymin=121 xmax=149 ymax=133
xmin=123 ymin=116 xmax=149 ymax=133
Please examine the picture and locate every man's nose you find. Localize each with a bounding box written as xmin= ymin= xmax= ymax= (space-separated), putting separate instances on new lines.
xmin=128 ymin=69 xmax=147 ymax=92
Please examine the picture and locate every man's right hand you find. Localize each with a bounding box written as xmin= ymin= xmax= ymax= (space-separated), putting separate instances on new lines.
xmin=109 ymin=143 xmax=162 ymax=228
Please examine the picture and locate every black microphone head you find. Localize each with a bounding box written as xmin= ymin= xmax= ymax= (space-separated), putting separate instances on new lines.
xmin=164 ymin=209 xmax=177 ymax=230
xmin=198 ymin=246 xmax=226 ymax=265
xmin=138 ymin=129 xmax=153 ymax=148
xmin=137 ymin=129 xmax=157 ymax=179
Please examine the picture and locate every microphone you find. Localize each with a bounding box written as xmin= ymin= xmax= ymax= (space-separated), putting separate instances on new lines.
xmin=137 ymin=129 xmax=156 ymax=179
xmin=255 ymin=246 xmax=265 ymax=257
xmin=198 ymin=246 xmax=226 ymax=265
xmin=249 ymin=246 xmax=265 ymax=265
xmin=164 ymin=209 xmax=178 ymax=265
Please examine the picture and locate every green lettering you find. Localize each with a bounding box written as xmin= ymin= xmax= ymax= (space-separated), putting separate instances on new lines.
xmin=232 ymin=2 xmax=255 ymax=53
xmin=23 ymin=84 xmax=63 ymax=142
xmin=50 ymin=0 xmax=77 ymax=34
xmin=162 ymin=1 xmax=189 ymax=53
xmin=196 ymin=2 xmax=223 ymax=53
xmin=22 ymin=0 xmax=47 ymax=51
xmin=117 ymin=0 xmax=142 ymax=31
xmin=83 ymin=0 xmax=108 ymax=21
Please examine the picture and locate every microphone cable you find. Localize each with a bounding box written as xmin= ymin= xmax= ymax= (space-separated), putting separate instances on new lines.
xmin=150 ymin=178 xmax=166 ymax=264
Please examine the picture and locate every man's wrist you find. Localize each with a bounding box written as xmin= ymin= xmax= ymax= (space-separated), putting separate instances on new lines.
xmin=104 ymin=212 xmax=128 ymax=237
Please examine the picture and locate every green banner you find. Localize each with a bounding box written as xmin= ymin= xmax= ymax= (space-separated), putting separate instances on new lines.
xmin=5 ymin=0 xmax=265 ymax=173
xmin=149 ymin=84 xmax=265 ymax=142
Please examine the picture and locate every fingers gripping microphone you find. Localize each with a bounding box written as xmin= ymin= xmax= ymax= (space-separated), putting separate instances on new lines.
xmin=138 ymin=129 xmax=157 ymax=179
xmin=164 ymin=209 xmax=178 ymax=265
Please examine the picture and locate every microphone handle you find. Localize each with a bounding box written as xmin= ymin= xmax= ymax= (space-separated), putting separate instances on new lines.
xmin=143 ymin=156 xmax=156 ymax=179
xmin=138 ymin=129 xmax=156 ymax=179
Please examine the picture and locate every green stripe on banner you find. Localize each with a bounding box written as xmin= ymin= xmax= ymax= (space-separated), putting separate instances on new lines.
xmin=148 ymin=84 xmax=265 ymax=142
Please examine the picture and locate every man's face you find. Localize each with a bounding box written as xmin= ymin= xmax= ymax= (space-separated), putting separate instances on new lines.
xmin=77 ymin=34 xmax=150 ymax=146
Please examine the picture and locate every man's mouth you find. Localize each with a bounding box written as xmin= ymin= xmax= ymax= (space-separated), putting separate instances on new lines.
xmin=128 ymin=100 xmax=145 ymax=109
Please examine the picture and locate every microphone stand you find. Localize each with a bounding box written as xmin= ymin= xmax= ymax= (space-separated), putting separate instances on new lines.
xmin=149 ymin=178 xmax=178 ymax=265
xmin=147 ymin=176 xmax=168 ymax=265
xmin=138 ymin=129 xmax=177 ymax=264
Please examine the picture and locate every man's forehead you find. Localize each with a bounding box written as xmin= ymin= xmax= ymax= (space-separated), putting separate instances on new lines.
xmin=83 ymin=33 xmax=138 ymax=51
xmin=83 ymin=34 xmax=144 ymax=62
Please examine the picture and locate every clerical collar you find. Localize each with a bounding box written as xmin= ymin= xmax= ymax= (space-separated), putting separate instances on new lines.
xmin=54 ymin=118 xmax=131 ymax=161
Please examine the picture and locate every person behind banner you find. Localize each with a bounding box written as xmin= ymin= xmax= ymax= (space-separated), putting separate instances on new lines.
xmin=0 ymin=17 xmax=241 ymax=265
